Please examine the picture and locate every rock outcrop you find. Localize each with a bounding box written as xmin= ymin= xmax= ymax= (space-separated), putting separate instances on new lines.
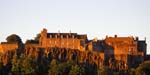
xmin=24 ymin=46 xmax=104 ymax=68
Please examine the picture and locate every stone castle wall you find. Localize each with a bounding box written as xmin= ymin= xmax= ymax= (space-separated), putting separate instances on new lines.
xmin=39 ymin=28 xmax=86 ymax=51
xmin=0 ymin=42 xmax=18 ymax=54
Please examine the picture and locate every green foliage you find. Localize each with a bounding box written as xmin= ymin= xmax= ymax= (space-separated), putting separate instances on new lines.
xmin=48 ymin=60 xmax=69 ymax=75
xmin=34 ymin=33 xmax=41 ymax=41
xmin=0 ymin=62 xmax=3 ymax=75
xmin=135 ymin=61 xmax=150 ymax=75
xmin=48 ymin=59 xmax=61 ymax=75
xmin=36 ymin=55 xmax=49 ymax=75
xmin=97 ymin=66 xmax=110 ymax=75
xmin=11 ymin=54 xmax=35 ymax=75
xmin=129 ymin=68 xmax=135 ymax=75
xmin=25 ymin=33 xmax=40 ymax=44
xmin=69 ymin=65 xmax=80 ymax=75
xmin=25 ymin=39 xmax=39 ymax=44
xmin=11 ymin=54 xmax=20 ymax=74
xmin=48 ymin=59 xmax=85 ymax=75
xmin=6 ymin=34 xmax=22 ymax=43
xmin=69 ymin=64 xmax=85 ymax=75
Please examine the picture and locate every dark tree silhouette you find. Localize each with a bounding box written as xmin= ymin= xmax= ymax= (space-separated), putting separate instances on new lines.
xmin=6 ymin=34 xmax=22 ymax=43
xmin=135 ymin=61 xmax=150 ymax=75
xmin=34 ymin=33 xmax=41 ymax=42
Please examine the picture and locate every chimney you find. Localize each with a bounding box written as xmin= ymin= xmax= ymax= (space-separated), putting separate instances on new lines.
xmin=136 ymin=37 xmax=139 ymax=41
xmin=114 ymin=35 xmax=117 ymax=38
xmin=106 ymin=35 xmax=108 ymax=38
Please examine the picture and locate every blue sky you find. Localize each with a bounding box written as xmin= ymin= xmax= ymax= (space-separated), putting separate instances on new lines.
xmin=0 ymin=0 xmax=150 ymax=54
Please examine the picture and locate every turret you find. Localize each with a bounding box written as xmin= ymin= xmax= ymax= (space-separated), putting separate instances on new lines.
xmin=40 ymin=28 xmax=47 ymax=47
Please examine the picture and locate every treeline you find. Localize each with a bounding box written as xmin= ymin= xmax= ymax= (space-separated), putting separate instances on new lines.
xmin=0 ymin=51 xmax=100 ymax=75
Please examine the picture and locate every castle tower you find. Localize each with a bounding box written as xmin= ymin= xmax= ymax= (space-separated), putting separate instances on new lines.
xmin=40 ymin=28 xmax=47 ymax=47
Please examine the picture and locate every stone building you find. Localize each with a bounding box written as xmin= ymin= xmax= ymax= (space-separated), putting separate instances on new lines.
xmin=104 ymin=35 xmax=146 ymax=68
xmin=38 ymin=28 xmax=146 ymax=67
xmin=39 ymin=28 xmax=88 ymax=51
xmin=0 ymin=42 xmax=18 ymax=65
xmin=0 ymin=42 xmax=18 ymax=54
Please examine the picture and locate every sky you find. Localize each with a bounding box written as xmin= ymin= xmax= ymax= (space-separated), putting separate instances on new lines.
xmin=0 ymin=0 xmax=150 ymax=54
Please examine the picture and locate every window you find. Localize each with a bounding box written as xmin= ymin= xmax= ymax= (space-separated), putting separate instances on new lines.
xmin=50 ymin=35 xmax=52 ymax=38
xmin=61 ymin=35 xmax=63 ymax=38
xmin=72 ymin=35 xmax=74 ymax=38
xmin=80 ymin=40 xmax=84 ymax=46
xmin=55 ymin=35 xmax=57 ymax=38
xmin=55 ymin=41 xmax=56 ymax=45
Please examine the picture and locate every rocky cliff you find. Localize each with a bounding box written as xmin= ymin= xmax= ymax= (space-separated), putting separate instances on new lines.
xmin=0 ymin=46 xmax=104 ymax=68
xmin=24 ymin=46 xmax=104 ymax=67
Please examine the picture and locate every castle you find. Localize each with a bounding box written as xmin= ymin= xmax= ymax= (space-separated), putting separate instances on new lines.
xmin=39 ymin=28 xmax=87 ymax=51
xmin=0 ymin=28 xmax=147 ymax=69
xmin=35 ymin=28 xmax=147 ymax=68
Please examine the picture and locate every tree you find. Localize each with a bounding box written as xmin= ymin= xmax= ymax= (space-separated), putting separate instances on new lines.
xmin=97 ymin=66 xmax=110 ymax=75
xmin=48 ymin=59 xmax=69 ymax=75
xmin=11 ymin=54 xmax=20 ymax=75
xmin=135 ymin=61 xmax=150 ymax=75
xmin=6 ymin=34 xmax=22 ymax=43
xmin=25 ymin=39 xmax=38 ymax=44
xmin=48 ymin=59 xmax=85 ymax=75
xmin=69 ymin=64 xmax=85 ymax=75
xmin=48 ymin=59 xmax=60 ymax=75
xmin=11 ymin=54 xmax=35 ymax=75
xmin=0 ymin=62 xmax=4 ymax=75
xmin=25 ymin=33 xmax=40 ymax=44
xmin=129 ymin=68 xmax=135 ymax=75
xmin=21 ymin=54 xmax=35 ymax=74
xmin=34 ymin=33 xmax=41 ymax=42
xmin=36 ymin=54 xmax=49 ymax=75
